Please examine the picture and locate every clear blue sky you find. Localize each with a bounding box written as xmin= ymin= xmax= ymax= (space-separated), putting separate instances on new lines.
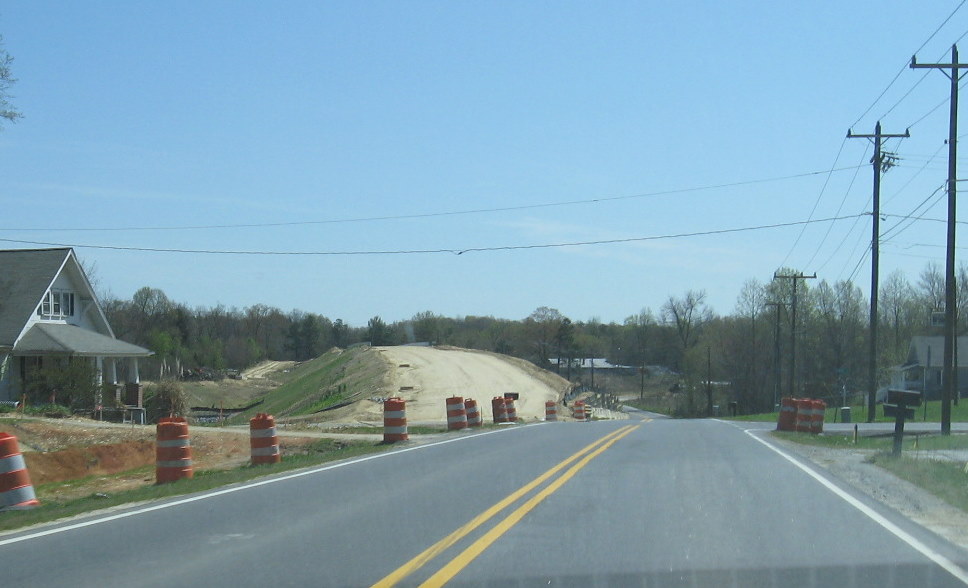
xmin=0 ymin=1 xmax=964 ymax=326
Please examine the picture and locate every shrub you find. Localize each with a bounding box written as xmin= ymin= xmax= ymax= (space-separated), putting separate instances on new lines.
xmin=145 ymin=379 xmax=190 ymax=422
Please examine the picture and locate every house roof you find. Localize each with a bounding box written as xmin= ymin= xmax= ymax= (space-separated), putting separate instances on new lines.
xmin=13 ymin=323 xmax=152 ymax=358
xmin=906 ymin=336 xmax=968 ymax=368
xmin=0 ymin=248 xmax=73 ymax=347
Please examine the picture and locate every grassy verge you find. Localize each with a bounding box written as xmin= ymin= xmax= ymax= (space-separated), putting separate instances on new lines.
xmin=870 ymin=454 xmax=968 ymax=513
xmin=772 ymin=430 xmax=968 ymax=450
xmin=730 ymin=399 xmax=968 ymax=424
xmin=622 ymin=398 xmax=671 ymax=416
xmin=0 ymin=438 xmax=389 ymax=533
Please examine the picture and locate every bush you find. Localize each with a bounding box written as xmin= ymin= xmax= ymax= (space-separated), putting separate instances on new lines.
xmin=145 ymin=379 xmax=190 ymax=422
xmin=24 ymin=359 xmax=100 ymax=410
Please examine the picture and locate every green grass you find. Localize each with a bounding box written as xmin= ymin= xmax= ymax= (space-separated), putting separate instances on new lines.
xmin=622 ymin=398 xmax=671 ymax=416
xmin=231 ymin=349 xmax=374 ymax=420
xmin=729 ymin=399 xmax=968 ymax=424
xmin=0 ymin=438 xmax=389 ymax=533
xmin=870 ymin=453 xmax=968 ymax=513
xmin=774 ymin=430 xmax=968 ymax=450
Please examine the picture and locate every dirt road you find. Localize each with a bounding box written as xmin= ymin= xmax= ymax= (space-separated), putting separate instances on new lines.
xmin=374 ymin=346 xmax=567 ymax=422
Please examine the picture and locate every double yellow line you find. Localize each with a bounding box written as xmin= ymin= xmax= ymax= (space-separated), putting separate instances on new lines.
xmin=372 ymin=423 xmax=640 ymax=588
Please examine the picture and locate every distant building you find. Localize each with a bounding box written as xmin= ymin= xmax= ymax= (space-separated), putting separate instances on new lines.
xmin=0 ymin=248 xmax=152 ymax=405
xmin=892 ymin=335 xmax=968 ymax=400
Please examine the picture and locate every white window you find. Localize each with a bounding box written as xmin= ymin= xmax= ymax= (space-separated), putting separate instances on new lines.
xmin=36 ymin=290 xmax=75 ymax=320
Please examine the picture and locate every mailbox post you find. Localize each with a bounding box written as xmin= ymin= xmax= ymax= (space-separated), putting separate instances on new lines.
xmin=888 ymin=389 xmax=922 ymax=457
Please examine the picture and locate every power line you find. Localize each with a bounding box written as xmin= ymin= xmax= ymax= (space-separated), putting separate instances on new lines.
xmin=777 ymin=136 xmax=849 ymax=268
xmin=0 ymin=213 xmax=869 ymax=257
xmin=802 ymin=142 xmax=869 ymax=269
xmin=0 ymin=166 xmax=866 ymax=233
xmin=852 ymin=0 xmax=967 ymax=128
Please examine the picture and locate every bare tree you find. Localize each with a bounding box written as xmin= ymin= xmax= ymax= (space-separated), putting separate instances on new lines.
xmin=0 ymin=35 xmax=22 ymax=127
xmin=661 ymin=290 xmax=711 ymax=373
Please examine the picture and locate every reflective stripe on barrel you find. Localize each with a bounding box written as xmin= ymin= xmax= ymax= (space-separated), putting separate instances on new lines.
xmin=0 ymin=433 xmax=39 ymax=510
xmin=384 ymin=397 xmax=409 ymax=442
xmin=545 ymin=401 xmax=557 ymax=422
xmin=156 ymin=417 xmax=193 ymax=484
xmin=250 ymin=413 xmax=281 ymax=464
xmin=446 ymin=396 xmax=468 ymax=430
xmin=465 ymin=398 xmax=482 ymax=427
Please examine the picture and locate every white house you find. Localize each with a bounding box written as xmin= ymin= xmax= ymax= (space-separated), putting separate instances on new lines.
xmin=0 ymin=248 xmax=152 ymax=405
xmin=892 ymin=335 xmax=968 ymax=401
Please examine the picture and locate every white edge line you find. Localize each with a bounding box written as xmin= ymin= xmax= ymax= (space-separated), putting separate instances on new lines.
xmin=0 ymin=423 xmax=541 ymax=547
xmin=743 ymin=428 xmax=968 ymax=585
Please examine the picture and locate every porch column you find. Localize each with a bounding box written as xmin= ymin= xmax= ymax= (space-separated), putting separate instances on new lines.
xmin=125 ymin=357 xmax=144 ymax=408
xmin=106 ymin=358 xmax=118 ymax=384
xmin=95 ymin=357 xmax=104 ymax=386
xmin=128 ymin=357 xmax=140 ymax=384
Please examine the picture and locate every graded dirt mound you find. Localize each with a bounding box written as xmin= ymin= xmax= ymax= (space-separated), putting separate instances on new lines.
xmin=362 ymin=346 xmax=570 ymax=423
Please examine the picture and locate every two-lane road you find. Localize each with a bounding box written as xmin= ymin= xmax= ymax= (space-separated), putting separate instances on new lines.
xmin=3 ymin=417 xmax=968 ymax=587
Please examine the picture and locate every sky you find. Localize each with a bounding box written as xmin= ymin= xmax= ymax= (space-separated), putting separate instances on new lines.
xmin=0 ymin=1 xmax=965 ymax=326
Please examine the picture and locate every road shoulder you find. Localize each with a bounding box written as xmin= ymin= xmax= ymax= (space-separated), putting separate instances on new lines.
xmin=760 ymin=429 xmax=968 ymax=554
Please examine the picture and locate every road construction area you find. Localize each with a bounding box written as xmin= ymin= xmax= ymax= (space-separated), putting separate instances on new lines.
xmin=366 ymin=345 xmax=571 ymax=423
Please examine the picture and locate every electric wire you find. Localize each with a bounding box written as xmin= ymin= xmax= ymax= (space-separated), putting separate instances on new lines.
xmin=777 ymin=136 xmax=849 ymax=269
xmin=0 ymin=166 xmax=866 ymax=233
xmin=802 ymin=142 xmax=870 ymax=269
xmin=852 ymin=0 xmax=967 ymax=128
xmin=0 ymin=213 xmax=868 ymax=257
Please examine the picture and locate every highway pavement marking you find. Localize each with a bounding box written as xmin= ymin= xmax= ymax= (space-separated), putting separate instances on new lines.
xmin=371 ymin=424 xmax=638 ymax=588
xmin=418 ymin=425 xmax=640 ymax=588
xmin=0 ymin=423 xmax=533 ymax=547
xmin=745 ymin=428 xmax=968 ymax=586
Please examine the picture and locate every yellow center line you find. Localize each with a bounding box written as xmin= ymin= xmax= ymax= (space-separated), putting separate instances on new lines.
xmin=420 ymin=425 xmax=640 ymax=587
xmin=370 ymin=424 xmax=637 ymax=588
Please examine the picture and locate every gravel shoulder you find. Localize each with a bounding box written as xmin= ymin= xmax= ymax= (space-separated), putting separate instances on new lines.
xmin=769 ymin=433 xmax=968 ymax=552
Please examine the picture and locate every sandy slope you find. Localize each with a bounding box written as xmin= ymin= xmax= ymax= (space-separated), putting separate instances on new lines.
xmin=373 ymin=346 xmax=568 ymax=423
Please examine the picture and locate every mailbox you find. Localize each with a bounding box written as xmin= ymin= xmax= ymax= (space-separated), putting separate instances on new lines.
xmin=503 ymin=392 xmax=519 ymax=400
xmin=886 ymin=388 xmax=922 ymax=407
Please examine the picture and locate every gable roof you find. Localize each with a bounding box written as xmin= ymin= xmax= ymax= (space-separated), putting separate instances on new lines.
xmin=14 ymin=323 xmax=151 ymax=357
xmin=906 ymin=336 xmax=968 ymax=368
xmin=0 ymin=248 xmax=73 ymax=347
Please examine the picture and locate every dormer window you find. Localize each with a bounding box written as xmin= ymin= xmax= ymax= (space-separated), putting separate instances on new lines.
xmin=37 ymin=290 xmax=75 ymax=320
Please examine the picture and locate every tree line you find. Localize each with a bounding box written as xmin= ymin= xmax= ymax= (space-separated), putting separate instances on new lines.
xmin=101 ymin=261 xmax=966 ymax=413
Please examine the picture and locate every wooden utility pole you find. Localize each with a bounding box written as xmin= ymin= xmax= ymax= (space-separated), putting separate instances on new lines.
xmin=847 ymin=122 xmax=909 ymax=423
xmin=912 ymin=45 xmax=967 ymax=435
xmin=765 ymin=301 xmax=784 ymax=409
xmin=773 ymin=272 xmax=816 ymax=399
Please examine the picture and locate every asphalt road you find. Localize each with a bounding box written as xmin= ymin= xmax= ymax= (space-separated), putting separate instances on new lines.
xmin=3 ymin=417 xmax=968 ymax=587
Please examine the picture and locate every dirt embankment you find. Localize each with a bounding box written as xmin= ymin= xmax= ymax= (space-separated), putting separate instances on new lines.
xmin=360 ymin=346 xmax=571 ymax=423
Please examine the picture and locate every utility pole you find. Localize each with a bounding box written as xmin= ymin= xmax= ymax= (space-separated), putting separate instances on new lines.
xmin=765 ymin=301 xmax=784 ymax=409
xmin=706 ymin=346 xmax=713 ymax=417
xmin=773 ymin=272 xmax=816 ymax=399
xmin=912 ymin=45 xmax=967 ymax=435
xmin=847 ymin=122 xmax=909 ymax=423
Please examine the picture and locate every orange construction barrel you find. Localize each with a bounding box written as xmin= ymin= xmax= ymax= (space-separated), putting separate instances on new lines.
xmin=250 ymin=413 xmax=281 ymax=464
xmin=0 ymin=433 xmax=39 ymax=510
xmin=156 ymin=417 xmax=193 ymax=484
xmin=505 ymin=398 xmax=517 ymax=422
xmin=794 ymin=399 xmax=812 ymax=433
xmin=776 ymin=397 xmax=797 ymax=432
xmin=384 ymin=397 xmax=409 ymax=442
xmin=810 ymin=399 xmax=826 ymax=434
xmin=545 ymin=401 xmax=558 ymax=422
xmin=446 ymin=396 xmax=468 ymax=430
xmin=465 ymin=398 xmax=482 ymax=427
xmin=492 ymin=397 xmax=508 ymax=424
